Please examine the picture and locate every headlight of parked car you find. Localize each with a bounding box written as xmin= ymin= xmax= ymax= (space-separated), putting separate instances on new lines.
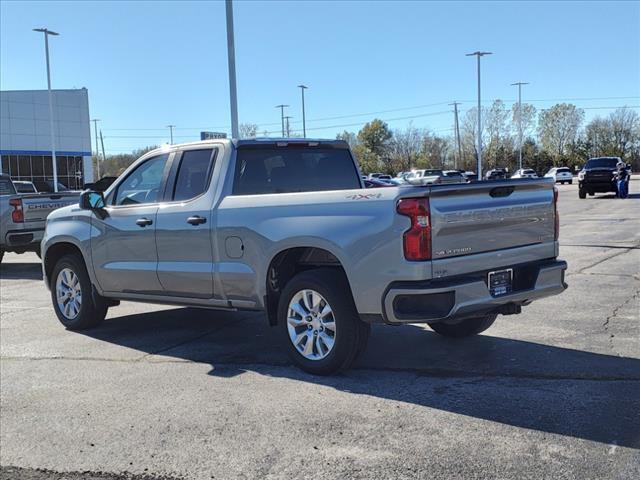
xmin=578 ymin=171 xmax=585 ymax=180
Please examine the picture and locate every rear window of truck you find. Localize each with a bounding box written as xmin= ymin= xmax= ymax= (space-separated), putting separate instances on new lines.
xmin=232 ymin=147 xmax=361 ymax=195
xmin=0 ymin=179 xmax=16 ymax=195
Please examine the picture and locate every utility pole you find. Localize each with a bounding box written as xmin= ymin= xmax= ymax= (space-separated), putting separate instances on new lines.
xmin=275 ymin=104 xmax=289 ymax=137
xmin=466 ymin=51 xmax=492 ymax=180
xmin=225 ymin=0 xmax=239 ymax=138
xmin=33 ymin=28 xmax=60 ymax=192
xmin=511 ymin=81 xmax=529 ymax=170
xmin=284 ymin=116 xmax=293 ymax=137
xmin=166 ymin=125 xmax=175 ymax=144
xmin=92 ymin=119 xmax=101 ymax=178
xmin=99 ymin=130 xmax=106 ymax=166
xmin=449 ymin=101 xmax=462 ymax=169
xmin=297 ymin=85 xmax=308 ymax=138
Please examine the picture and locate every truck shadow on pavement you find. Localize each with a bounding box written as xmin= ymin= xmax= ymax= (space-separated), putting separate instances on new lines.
xmin=78 ymin=307 xmax=640 ymax=449
xmin=0 ymin=262 xmax=43 ymax=280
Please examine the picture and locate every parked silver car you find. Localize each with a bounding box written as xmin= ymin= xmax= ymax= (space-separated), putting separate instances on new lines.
xmin=42 ymin=139 xmax=567 ymax=375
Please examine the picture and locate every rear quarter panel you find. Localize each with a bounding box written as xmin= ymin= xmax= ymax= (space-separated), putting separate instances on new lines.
xmin=215 ymin=186 xmax=429 ymax=314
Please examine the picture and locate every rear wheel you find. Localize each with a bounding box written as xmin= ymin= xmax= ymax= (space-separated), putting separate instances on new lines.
xmin=50 ymin=254 xmax=108 ymax=330
xmin=568 ymin=180 xmax=573 ymax=184
xmin=278 ymin=268 xmax=369 ymax=375
xmin=428 ymin=314 xmax=497 ymax=338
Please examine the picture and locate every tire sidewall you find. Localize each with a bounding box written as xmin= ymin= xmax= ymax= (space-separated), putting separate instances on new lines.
xmin=278 ymin=269 xmax=359 ymax=375
xmin=50 ymin=254 xmax=96 ymax=329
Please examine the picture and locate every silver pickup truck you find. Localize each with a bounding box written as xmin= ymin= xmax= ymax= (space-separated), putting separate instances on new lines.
xmin=41 ymin=139 xmax=567 ymax=374
xmin=0 ymin=174 xmax=79 ymax=263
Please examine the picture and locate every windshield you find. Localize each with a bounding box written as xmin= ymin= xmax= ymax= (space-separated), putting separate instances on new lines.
xmin=585 ymin=158 xmax=619 ymax=169
xmin=557 ymin=168 xmax=571 ymax=173
xmin=423 ymin=170 xmax=443 ymax=176
xmin=523 ymin=170 xmax=536 ymax=175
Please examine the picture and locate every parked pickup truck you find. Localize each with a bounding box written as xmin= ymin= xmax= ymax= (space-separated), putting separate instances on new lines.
xmin=406 ymin=169 xmax=465 ymax=185
xmin=0 ymin=174 xmax=79 ymax=262
xmin=41 ymin=139 xmax=567 ymax=374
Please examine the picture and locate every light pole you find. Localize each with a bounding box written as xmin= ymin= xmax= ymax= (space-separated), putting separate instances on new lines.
xmin=511 ymin=81 xmax=529 ymax=170
xmin=297 ymin=85 xmax=308 ymax=138
xmin=166 ymin=125 xmax=175 ymax=144
xmin=33 ymin=27 xmax=60 ymax=192
xmin=92 ymin=119 xmax=101 ymax=178
xmin=275 ymin=104 xmax=289 ymax=137
xmin=225 ymin=0 xmax=239 ymax=139
xmin=466 ymin=51 xmax=492 ymax=180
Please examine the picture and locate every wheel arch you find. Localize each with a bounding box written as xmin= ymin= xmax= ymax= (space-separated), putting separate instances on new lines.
xmin=264 ymin=246 xmax=353 ymax=326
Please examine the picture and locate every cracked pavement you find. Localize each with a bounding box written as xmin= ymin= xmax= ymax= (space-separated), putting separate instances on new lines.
xmin=1 ymin=182 xmax=639 ymax=479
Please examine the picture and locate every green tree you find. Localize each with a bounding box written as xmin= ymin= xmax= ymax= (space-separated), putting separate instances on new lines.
xmin=356 ymin=119 xmax=393 ymax=173
xmin=538 ymin=103 xmax=584 ymax=165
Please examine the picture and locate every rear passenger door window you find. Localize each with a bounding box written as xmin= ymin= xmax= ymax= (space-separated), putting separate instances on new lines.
xmin=172 ymin=149 xmax=216 ymax=201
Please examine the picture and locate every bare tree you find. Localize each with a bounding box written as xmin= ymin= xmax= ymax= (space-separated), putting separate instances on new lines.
xmin=239 ymin=123 xmax=258 ymax=139
xmin=418 ymin=131 xmax=450 ymax=169
xmin=511 ymin=102 xmax=537 ymax=139
xmin=609 ymin=108 xmax=640 ymax=157
xmin=388 ymin=124 xmax=423 ymax=172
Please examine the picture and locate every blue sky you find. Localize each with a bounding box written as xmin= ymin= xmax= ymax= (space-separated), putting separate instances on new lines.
xmin=2 ymin=0 xmax=639 ymax=153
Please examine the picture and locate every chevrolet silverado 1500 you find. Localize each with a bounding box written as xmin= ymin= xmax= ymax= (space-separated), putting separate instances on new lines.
xmin=0 ymin=174 xmax=79 ymax=262
xmin=41 ymin=139 xmax=567 ymax=374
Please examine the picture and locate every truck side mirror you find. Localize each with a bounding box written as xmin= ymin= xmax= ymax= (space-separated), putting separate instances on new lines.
xmin=79 ymin=190 xmax=105 ymax=210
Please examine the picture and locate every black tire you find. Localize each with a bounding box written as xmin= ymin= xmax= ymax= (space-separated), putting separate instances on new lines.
xmin=278 ymin=268 xmax=369 ymax=375
xmin=428 ymin=314 xmax=497 ymax=338
xmin=568 ymin=180 xmax=573 ymax=184
xmin=579 ymin=188 xmax=586 ymax=199
xmin=560 ymin=181 xmax=565 ymax=185
xmin=0 ymin=249 xmax=4 ymax=264
xmin=50 ymin=253 xmax=108 ymax=330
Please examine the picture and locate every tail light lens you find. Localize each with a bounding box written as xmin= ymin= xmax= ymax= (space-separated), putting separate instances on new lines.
xmin=553 ymin=187 xmax=559 ymax=241
xmin=397 ymin=197 xmax=431 ymax=261
xmin=9 ymin=198 xmax=24 ymax=223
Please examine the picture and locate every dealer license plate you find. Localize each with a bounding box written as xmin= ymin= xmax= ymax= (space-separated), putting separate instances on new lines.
xmin=488 ymin=269 xmax=513 ymax=297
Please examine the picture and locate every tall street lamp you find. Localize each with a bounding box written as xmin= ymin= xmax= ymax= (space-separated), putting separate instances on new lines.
xmin=298 ymin=85 xmax=308 ymax=138
xmin=275 ymin=104 xmax=289 ymax=137
xmin=511 ymin=81 xmax=529 ymax=170
xmin=466 ymin=51 xmax=492 ymax=180
xmin=33 ymin=27 xmax=60 ymax=192
xmin=225 ymin=0 xmax=239 ymax=139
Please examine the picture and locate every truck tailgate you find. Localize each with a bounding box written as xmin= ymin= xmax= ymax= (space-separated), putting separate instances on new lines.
xmin=428 ymin=179 xmax=556 ymax=260
xmin=20 ymin=193 xmax=80 ymax=222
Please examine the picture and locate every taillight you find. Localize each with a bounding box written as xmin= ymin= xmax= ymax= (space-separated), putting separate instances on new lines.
xmin=397 ymin=197 xmax=431 ymax=261
xmin=553 ymin=187 xmax=559 ymax=241
xmin=9 ymin=198 xmax=24 ymax=223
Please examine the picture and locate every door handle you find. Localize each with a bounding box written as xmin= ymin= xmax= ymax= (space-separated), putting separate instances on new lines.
xmin=136 ymin=217 xmax=153 ymax=227
xmin=187 ymin=216 xmax=207 ymax=226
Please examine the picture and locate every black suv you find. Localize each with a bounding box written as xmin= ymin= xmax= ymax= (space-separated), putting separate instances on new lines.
xmin=578 ymin=157 xmax=620 ymax=199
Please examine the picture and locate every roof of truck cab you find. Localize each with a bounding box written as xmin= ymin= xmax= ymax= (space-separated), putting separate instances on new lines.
xmin=156 ymin=138 xmax=349 ymax=150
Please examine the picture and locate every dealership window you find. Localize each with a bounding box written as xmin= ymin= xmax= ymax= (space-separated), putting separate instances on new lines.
xmin=3 ymin=154 xmax=85 ymax=190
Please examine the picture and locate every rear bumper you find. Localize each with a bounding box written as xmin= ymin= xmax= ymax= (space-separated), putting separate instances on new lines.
xmin=382 ymin=259 xmax=567 ymax=324
xmin=3 ymin=227 xmax=44 ymax=251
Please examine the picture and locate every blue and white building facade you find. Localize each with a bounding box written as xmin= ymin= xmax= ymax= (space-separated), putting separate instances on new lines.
xmin=0 ymin=88 xmax=94 ymax=189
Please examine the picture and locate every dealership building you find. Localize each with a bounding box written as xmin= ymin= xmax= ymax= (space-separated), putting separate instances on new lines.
xmin=0 ymin=88 xmax=94 ymax=190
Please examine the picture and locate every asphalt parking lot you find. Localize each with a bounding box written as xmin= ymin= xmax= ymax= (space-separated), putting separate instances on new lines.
xmin=1 ymin=181 xmax=639 ymax=480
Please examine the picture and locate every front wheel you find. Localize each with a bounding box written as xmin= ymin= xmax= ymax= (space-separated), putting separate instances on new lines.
xmin=278 ymin=268 xmax=369 ymax=375
xmin=579 ymin=188 xmax=586 ymax=199
xmin=428 ymin=314 xmax=497 ymax=338
xmin=50 ymin=253 xmax=108 ymax=330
